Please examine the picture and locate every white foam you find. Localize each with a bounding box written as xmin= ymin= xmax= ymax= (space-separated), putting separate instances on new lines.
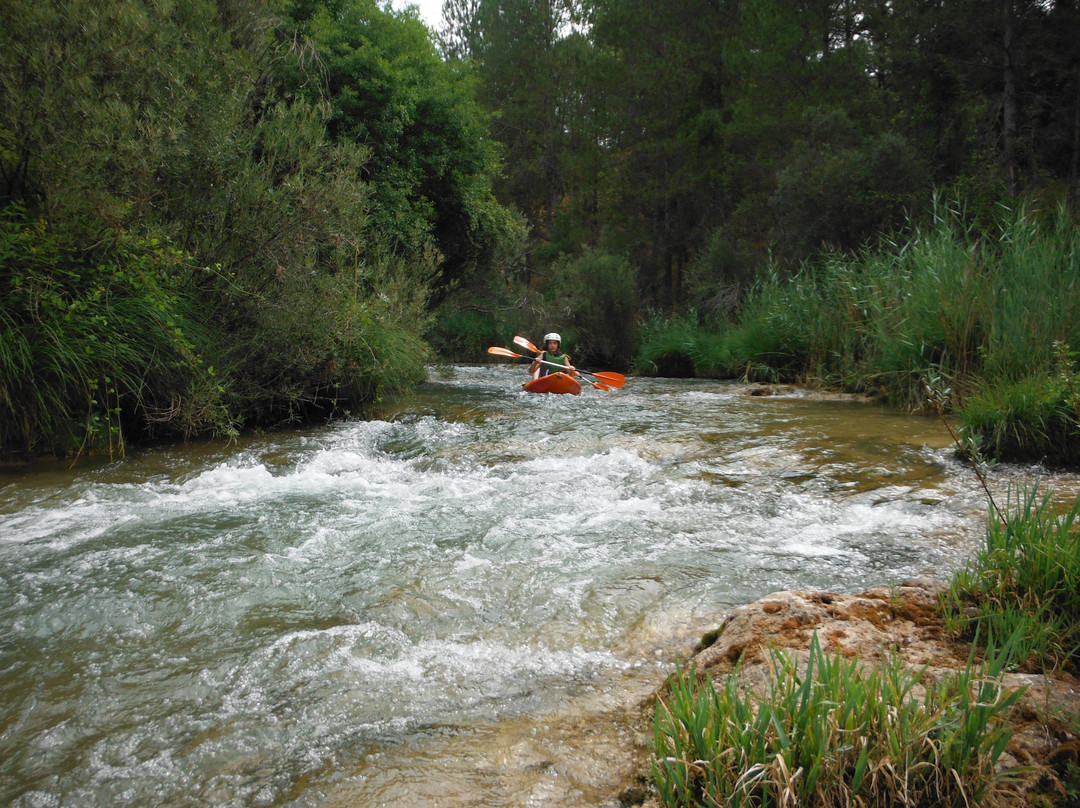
xmin=0 ymin=367 xmax=1003 ymax=808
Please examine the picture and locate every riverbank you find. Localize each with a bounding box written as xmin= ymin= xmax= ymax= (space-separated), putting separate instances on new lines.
xmin=618 ymin=578 xmax=1080 ymax=807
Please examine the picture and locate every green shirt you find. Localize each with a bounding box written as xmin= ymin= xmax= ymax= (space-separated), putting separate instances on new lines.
xmin=539 ymin=350 xmax=569 ymax=376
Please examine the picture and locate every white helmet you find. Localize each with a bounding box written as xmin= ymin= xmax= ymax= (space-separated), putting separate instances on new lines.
xmin=543 ymin=332 xmax=561 ymax=343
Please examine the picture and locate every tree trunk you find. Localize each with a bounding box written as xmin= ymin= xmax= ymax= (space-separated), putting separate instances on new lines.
xmin=1071 ymin=65 xmax=1080 ymax=200
xmin=1002 ymin=0 xmax=1019 ymax=197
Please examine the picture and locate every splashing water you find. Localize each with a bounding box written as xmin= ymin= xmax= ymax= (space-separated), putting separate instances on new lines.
xmin=0 ymin=366 xmax=1023 ymax=806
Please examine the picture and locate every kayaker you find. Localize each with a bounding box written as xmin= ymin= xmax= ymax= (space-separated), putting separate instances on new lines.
xmin=530 ymin=333 xmax=577 ymax=380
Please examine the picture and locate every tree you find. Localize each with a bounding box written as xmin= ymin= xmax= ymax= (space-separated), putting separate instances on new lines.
xmin=438 ymin=0 xmax=482 ymax=59
xmin=431 ymin=0 xmax=1080 ymax=350
xmin=285 ymin=0 xmax=517 ymax=302
xmin=586 ymin=0 xmax=737 ymax=305
xmin=0 ymin=0 xmax=518 ymax=454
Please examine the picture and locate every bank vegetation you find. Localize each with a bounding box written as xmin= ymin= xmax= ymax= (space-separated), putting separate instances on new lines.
xmin=635 ymin=200 xmax=1080 ymax=466
xmin=647 ymin=485 xmax=1080 ymax=807
xmin=1 ymin=0 xmax=517 ymax=459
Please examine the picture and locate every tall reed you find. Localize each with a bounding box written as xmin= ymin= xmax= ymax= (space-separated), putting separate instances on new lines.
xmin=636 ymin=197 xmax=1080 ymax=460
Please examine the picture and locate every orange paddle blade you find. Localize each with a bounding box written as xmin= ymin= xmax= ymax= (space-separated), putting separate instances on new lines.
xmin=588 ymin=371 xmax=626 ymax=388
xmin=513 ymin=335 xmax=541 ymax=354
xmin=487 ymin=346 xmax=525 ymax=359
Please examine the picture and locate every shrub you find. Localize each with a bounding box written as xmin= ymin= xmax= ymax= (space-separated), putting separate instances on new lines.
xmin=547 ymin=248 xmax=639 ymax=367
xmin=0 ymin=209 xmax=229 ymax=456
xmin=958 ymin=377 xmax=1080 ymax=467
xmin=635 ymin=312 xmax=706 ymax=377
xmin=427 ymin=308 xmax=501 ymax=362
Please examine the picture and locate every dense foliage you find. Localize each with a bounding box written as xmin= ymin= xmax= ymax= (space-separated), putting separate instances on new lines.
xmin=436 ymin=0 xmax=1080 ymax=371
xmin=0 ymin=0 xmax=515 ymax=456
xmin=632 ymin=200 xmax=1080 ymax=461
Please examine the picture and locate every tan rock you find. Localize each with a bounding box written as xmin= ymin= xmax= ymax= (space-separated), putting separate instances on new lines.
xmin=621 ymin=579 xmax=1080 ymax=807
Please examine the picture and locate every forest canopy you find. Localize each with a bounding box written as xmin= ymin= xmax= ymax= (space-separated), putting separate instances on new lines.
xmin=431 ymin=0 xmax=1080 ymax=367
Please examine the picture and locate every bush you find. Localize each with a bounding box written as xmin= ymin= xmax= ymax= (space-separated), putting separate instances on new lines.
xmin=683 ymin=227 xmax=754 ymax=315
xmin=427 ymin=308 xmax=502 ymax=362
xmin=959 ymin=376 xmax=1080 ymax=467
xmin=770 ymin=107 xmax=929 ymax=262
xmin=0 ymin=208 xmax=228 ymax=456
xmin=546 ymin=248 xmax=639 ymax=367
xmin=634 ymin=312 xmax=706 ymax=377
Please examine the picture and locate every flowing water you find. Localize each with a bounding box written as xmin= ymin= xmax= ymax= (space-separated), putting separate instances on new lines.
xmin=1 ymin=365 xmax=1071 ymax=807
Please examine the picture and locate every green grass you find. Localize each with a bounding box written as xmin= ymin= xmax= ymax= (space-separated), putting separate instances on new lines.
xmin=653 ymin=633 xmax=1025 ymax=808
xmin=958 ymin=376 xmax=1080 ymax=467
xmin=942 ymin=485 xmax=1080 ymax=673
xmin=634 ymin=312 xmax=721 ymax=377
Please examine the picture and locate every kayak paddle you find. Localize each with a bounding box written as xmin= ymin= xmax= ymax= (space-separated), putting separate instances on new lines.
xmin=511 ymin=336 xmax=627 ymax=388
xmin=486 ymin=347 xmax=613 ymax=391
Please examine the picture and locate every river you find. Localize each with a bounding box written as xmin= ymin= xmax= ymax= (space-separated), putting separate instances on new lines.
xmin=1 ymin=365 xmax=1067 ymax=807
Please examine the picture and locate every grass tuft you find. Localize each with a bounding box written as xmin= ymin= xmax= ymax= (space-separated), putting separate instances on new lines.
xmin=942 ymin=485 xmax=1080 ymax=673
xmin=653 ymin=633 xmax=1026 ymax=808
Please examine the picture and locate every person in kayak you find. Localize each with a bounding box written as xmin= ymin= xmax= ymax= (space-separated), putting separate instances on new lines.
xmin=530 ymin=332 xmax=578 ymax=380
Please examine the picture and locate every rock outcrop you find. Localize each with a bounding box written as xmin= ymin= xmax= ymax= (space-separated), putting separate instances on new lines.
xmin=623 ymin=579 xmax=1080 ymax=806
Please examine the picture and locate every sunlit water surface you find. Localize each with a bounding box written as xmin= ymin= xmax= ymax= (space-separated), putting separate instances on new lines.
xmin=2 ymin=366 xmax=1072 ymax=807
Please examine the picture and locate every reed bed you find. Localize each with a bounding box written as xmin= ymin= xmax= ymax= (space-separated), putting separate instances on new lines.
xmin=635 ymin=311 xmax=731 ymax=378
xmin=636 ymin=198 xmax=1080 ymax=462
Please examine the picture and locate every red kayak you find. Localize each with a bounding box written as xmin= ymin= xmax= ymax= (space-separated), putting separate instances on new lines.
xmin=522 ymin=372 xmax=582 ymax=395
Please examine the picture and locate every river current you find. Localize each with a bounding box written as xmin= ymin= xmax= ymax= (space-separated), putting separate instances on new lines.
xmin=0 ymin=365 xmax=1057 ymax=807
